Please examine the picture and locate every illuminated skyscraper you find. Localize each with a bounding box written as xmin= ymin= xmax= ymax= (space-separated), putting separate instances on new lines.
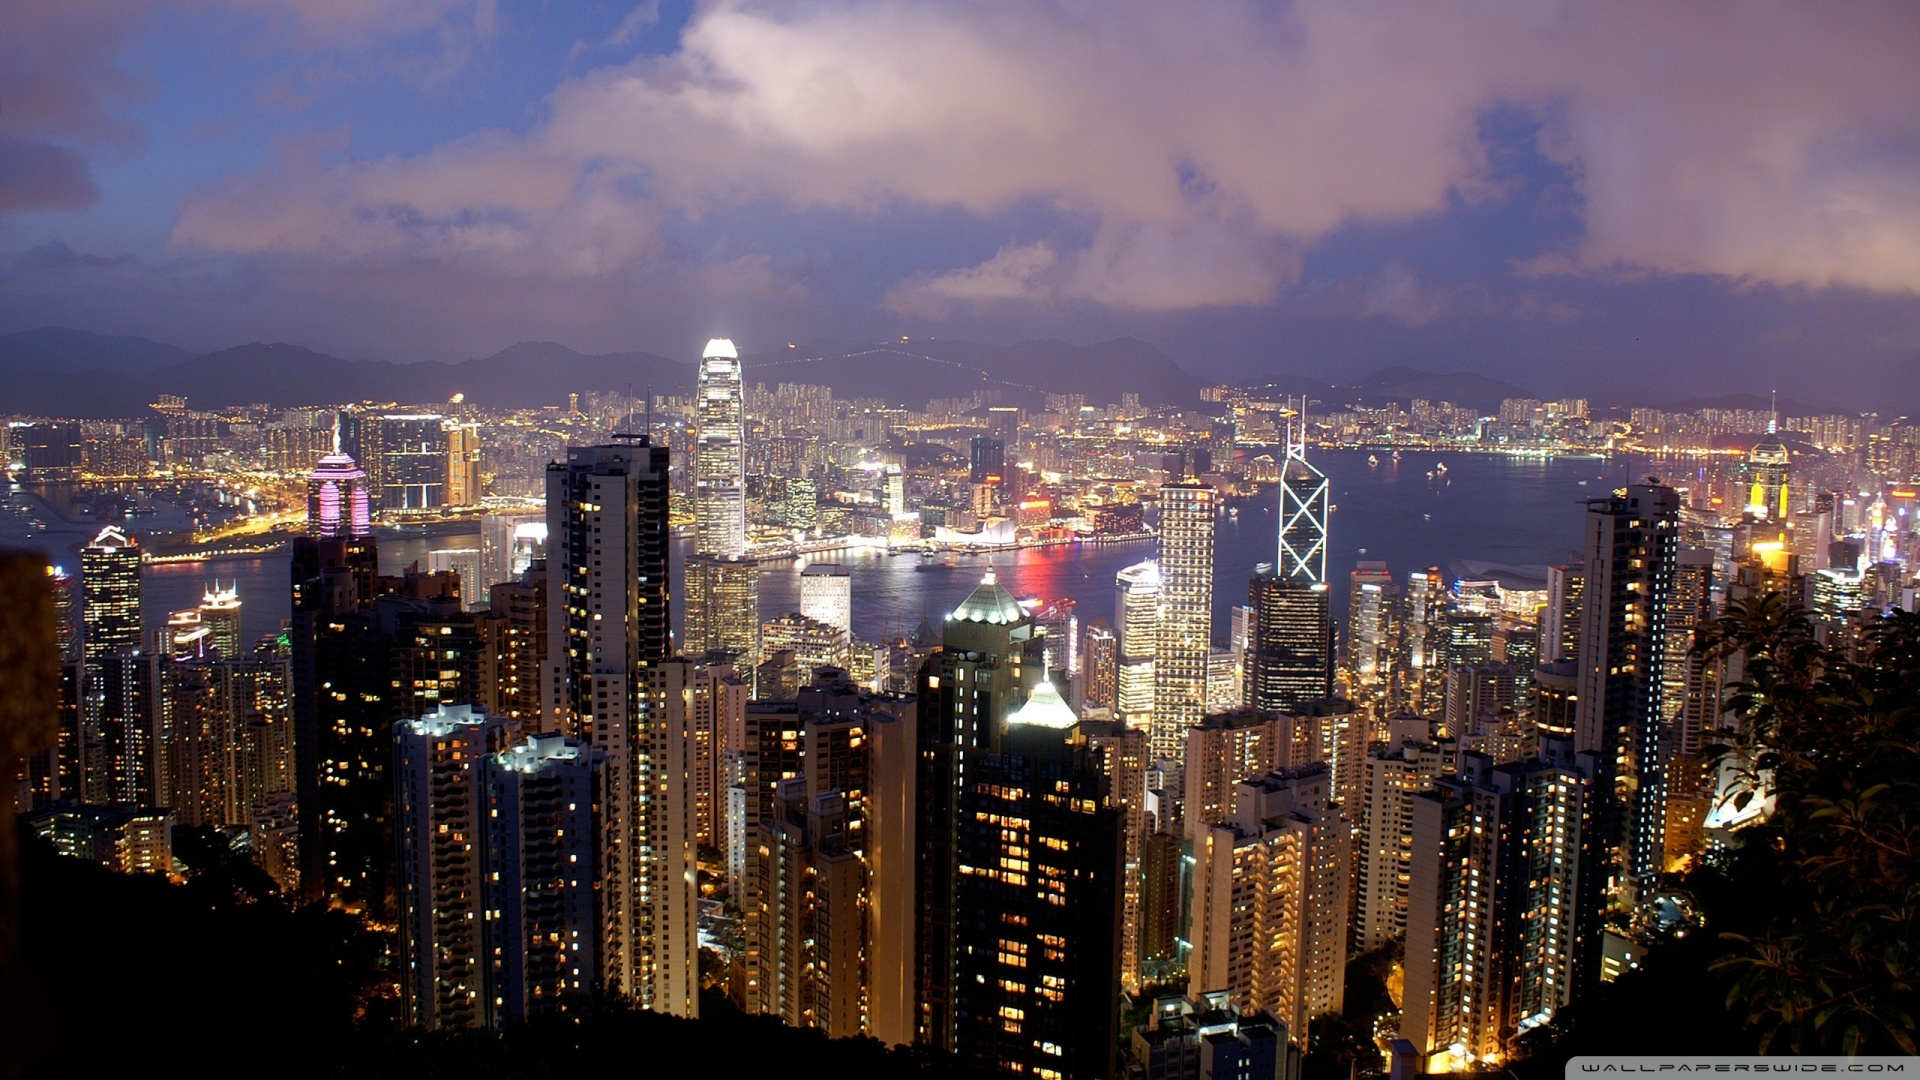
xmin=682 ymin=554 xmax=760 ymax=665
xmin=1400 ymin=742 xmax=1598 ymax=1072
xmin=305 ymin=453 xmax=373 ymax=538
xmin=695 ymin=339 xmax=747 ymax=558
xmin=1079 ymin=618 xmax=1118 ymax=713
xmin=1114 ymin=561 xmax=1160 ymax=728
xmin=1575 ymin=483 xmax=1679 ymax=897
xmin=378 ymin=414 xmax=450 ymax=511
xmin=913 ymin=571 xmax=1045 ymax=1052
xmin=1542 ymin=565 xmax=1585 ymax=664
xmin=799 ymin=562 xmax=852 ymax=633
xmin=1245 ymin=572 xmax=1332 ymax=713
xmin=82 ymin=527 xmax=147 ymax=805
xmin=1154 ymin=482 xmax=1217 ymax=761
xmin=1188 ymin=763 xmax=1349 ymax=1047
xmin=1346 ymin=561 xmax=1395 ymax=685
xmin=445 ymin=419 xmax=483 ymax=507
xmin=1276 ymin=405 xmax=1329 ymax=585
xmin=951 ymin=677 xmax=1123 ymax=1080
xmin=545 ymin=437 xmax=698 ymax=1016
xmin=395 ymin=704 xmax=496 ymax=1031
xmin=1352 ymin=732 xmax=1454 ymax=952
xmin=1743 ymin=401 xmax=1791 ymax=521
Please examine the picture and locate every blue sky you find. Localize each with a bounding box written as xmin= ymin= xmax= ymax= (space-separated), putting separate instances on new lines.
xmin=3 ymin=1 xmax=1918 ymax=407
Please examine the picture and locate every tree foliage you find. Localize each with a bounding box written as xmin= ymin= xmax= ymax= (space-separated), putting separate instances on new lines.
xmin=1693 ymin=595 xmax=1919 ymax=1054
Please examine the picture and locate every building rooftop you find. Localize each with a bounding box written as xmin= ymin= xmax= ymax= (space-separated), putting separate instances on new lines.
xmin=949 ymin=569 xmax=1026 ymax=626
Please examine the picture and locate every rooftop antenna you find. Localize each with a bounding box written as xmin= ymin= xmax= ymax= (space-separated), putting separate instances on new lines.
xmin=1768 ymin=389 xmax=1778 ymax=435
xmin=646 ymin=384 xmax=653 ymax=443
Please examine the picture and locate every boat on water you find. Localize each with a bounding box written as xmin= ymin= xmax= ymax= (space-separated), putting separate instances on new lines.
xmin=1367 ymin=454 xmax=1379 ymax=466
xmin=1391 ymin=450 xmax=1401 ymax=462
xmin=1435 ymin=462 xmax=1448 ymax=475
xmin=915 ymin=553 xmax=958 ymax=572
xmin=1228 ymin=507 xmax=1239 ymax=519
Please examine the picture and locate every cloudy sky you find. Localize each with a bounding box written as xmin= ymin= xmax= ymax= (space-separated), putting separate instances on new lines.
xmin=3 ymin=0 xmax=1918 ymax=404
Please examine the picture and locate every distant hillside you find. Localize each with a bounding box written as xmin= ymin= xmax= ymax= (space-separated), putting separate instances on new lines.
xmin=744 ymin=336 xmax=1205 ymax=408
xmin=1651 ymin=392 xmax=1833 ymax=417
xmin=0 ymin=327 xmax=190 ymax=374
xmin=1334 ymin=367 xmax=1534 ymax=413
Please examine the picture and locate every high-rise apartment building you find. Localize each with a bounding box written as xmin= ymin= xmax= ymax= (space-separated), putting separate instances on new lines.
xmin=478 ymin=571 xmax=546 ymax=730
xmin=1400 ymin=743 xmax=1598 ymax=1072
xmin=1352 ymin=731 xmax=1454 ymax=952
xmin=1083 ymin=719 xmax=1149 ymax=990
xmin=1542 ymin=565 xmax=1585 ymax=664
xmin=1154 ymin=483 xmax=1217 ymax=761
xmin=1182 ymin=708 xmax=1323 ymax=842
xmin=1079 ymin=618 xmax=1118 ymax=713
xmin=1114 ymin=561 xmax=1160 ymax=729
xmin=695 ymin=338 xmax=747 ymax=558
xmin=1188 ymin=763 xmax=1349 ymax=1046
xmin=395 ymin=704 xmax=497 ymax=1032
xmin=544 ymin=437 xmax=697 ymax=1016
xmin=1575 ymin=483 xmax=1679 ymax=896
xmin=740 ymin=670 xmax=915 ymax=1043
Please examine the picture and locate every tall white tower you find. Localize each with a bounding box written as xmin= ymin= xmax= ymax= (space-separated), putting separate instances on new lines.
xmin=1153 ymin=482 xmax=1217 ymax=761
xmin=695 ymin=338 xmax=747 ymax=558
xmin=1278 ymin=399 xmax=1329 ymax=585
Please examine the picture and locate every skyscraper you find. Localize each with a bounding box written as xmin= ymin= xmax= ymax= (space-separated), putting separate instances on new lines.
xmin=395 ymin=704 xmax=496 ymax=1031
xmin=1346 ymin=561 xmax=1395 ymax=688
xmin=914 ymin=570 xmax=1045 ymax=1052
xmin=1575 ymin=483 xmax=1680 ymax=898
xmin=305 ymin=453 xmax=373 ymax=538
xmin=1245 ymin=572 xmax=1333 ymax=713
xmin=1187 ymin=763 xmax=1349 ymax=1046
xmin=81 ymin=527 xmax=146 ymax=805
xmin=378 ymin=414 xmax=450 ymax=511
xmin=1400 ymin=742 xmax=1598 ymax=1072
xmin=1542 ymin=564 xmax=1585 ymax=664
xmin=1276 ymin=406 xmax=1329 ymax=586
xmin=799 ymin=562 xmax=853 ymax=633
xmin=544 ymin=437 xmax=697 ymax=1016
xmin=445 ymin=419 xmax=483 ymax=507
xmin=1352 ymin=729 xmax=1454 ymax=953
xmin=1154 ymin=482 xmax=1217 ymax=761
xmin=951 ymin=676 xmax=1123 ymax=1080
xmin=695 ymin=338 xmax=747 ymax=558
xmin=1114 ymin=561 xmax=1160 ymax=729
xmin=683 ymin=554 xmax=759 ymax=664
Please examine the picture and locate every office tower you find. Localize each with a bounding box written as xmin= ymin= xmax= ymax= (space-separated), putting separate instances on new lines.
xmin=1277 ymin=409 xmax=1329 ymax=585
xmin=695 ymin=338 xmax=748 ymax=558
xmin=544 ymin=437 xmax=696 ymax=1016
xmin=291 ymin=541 xmax=476 ymax=914
xmin=1188 ymin=763 xmax=1349 ymax=1045
xmin=81 ymin=526 xmax=142 ymax=661
xmin=81 ymin=527 xmax=146 ymax=804
xmin=1400 ymin=743 xmax=1597 ymax=1072
xmin=1206 ymin=647 xmax=1244 ymax=713
xmin=18 ymin=421 xmax=83 ymax=482
xmin=1575 ymin=483 xmax=1679 ymax=896
xmin=427 ymin=547 xmax=482 ymax=607
xmin=1443 ymin=662 xmax=1519 ymax=741
xmin=1439 ymin=611 xmax=1496 ymax=671
xmin=1032 ymin=596 xmax=1079 ymax=677
xmin=445 ymin=419 xmax=483 ymax=506
xmin=479 ymin=572 xmax=547 ymax=729
xmin=1531 ymin=661 xmax=1578 ymax=742
xmin=1246 ymin=572 xmax=1333 ymax=713
xmin=379 ymin=414 xmax=450 ymax=510
xmin=484 ymin=731 xmax=605 ymax=1028
xmin=1401 ymin=568 xmax=1448 ymax=711
xmin=1114 ymin=561 xmax=1160 ymax=728
xmin=306 ymin=453 xmax=373 ymax=538
xmin=914 ymin=571 xmax=1045 ymax=1053
xmin=968 ymin=434 xmax=1006 ymax=487
xmin=1079 ymin=618 xmax=1118 ymax=713
xmin=759 ymin=612 xmax=851 ymax=690
xmin=1744 ymin=428 xmax=1791 ymax=522
xmin=1133 ymin=995 xmax=1294 ymax=1080
xmin=1347 ymin=561 xmax=1395 ymax=687
xmin=951 ymin=680 xmax=1124 ymax=1080
xmin=395 ymin=704 xmax=497 ymax=1031
xmin=195 ymin=583 xmax=242 ymax=658
xmin=1083 ymin=719 xmax=1149 ymax=990
xmin=1542 ymin=565 xmax=1585 ymax=664
xmin=799 ymin=562 xmax=853 ymax=632
xmin=1352 ymin=733 xmax=1454 ymax=952
xmin=1154 ymin=482 xmax=1217 ymax=760
xmin=683 ymin=554 xmax=760 ymax=665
